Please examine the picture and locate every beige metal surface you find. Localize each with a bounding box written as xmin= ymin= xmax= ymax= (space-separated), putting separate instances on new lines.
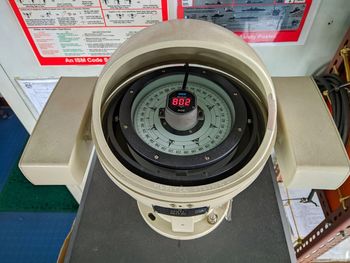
xmin=20 ymin=77 xmax=96 ymax=186
xmin=274 ymin=76 xmax=350 ymax=189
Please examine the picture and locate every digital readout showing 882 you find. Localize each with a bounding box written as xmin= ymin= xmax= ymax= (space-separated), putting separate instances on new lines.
xmin=167 ymin=90 xmax=196 ymax=113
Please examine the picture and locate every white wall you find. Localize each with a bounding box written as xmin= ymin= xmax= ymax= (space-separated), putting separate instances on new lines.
xmin=0 ymin=0 xmax=349 ymax=132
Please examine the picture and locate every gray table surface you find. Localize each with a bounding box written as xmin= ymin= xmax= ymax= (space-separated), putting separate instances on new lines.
xmin=65 ymin=157 xmax=296 ymax=263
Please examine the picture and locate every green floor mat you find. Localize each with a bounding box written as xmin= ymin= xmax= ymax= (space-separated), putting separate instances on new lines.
xmin=0 ymin=162 xmax=78 ymax=212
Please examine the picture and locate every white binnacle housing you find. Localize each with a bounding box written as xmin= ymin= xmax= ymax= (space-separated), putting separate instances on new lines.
xmin=91 ymin=19 xmax=277 ymax=239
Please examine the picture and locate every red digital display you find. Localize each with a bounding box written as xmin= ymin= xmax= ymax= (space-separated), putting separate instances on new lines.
xmin=167 ymin=90 xmax=196 ymax=113
xmin=171 ymin=97 xmax=191 ymax=107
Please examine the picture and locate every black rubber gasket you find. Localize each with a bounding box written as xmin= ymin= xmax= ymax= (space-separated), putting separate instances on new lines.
xmin=118 ymin=66 xmax=247 ymax=169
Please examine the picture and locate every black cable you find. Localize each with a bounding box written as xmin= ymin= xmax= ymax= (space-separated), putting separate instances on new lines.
xmin=326 ymin=74 xmax=350 ymax=143
xmin=181 ymin=63 xmax=189 ymax=90
xmin=340 ymin=88 xmax=349 ymax=143
xmin=313 ymin=74 xmax=349 ymax=145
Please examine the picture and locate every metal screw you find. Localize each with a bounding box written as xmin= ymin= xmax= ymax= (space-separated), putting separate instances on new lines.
xmin=237 ymin=128 xmax=242 ymax=132
xmin=123 ymin=124 xmax=128 ymax=129
xmin=207 ymin=213 xmax=218 ymax=225
xmin=204 ymin=156 xmax=210 ymax=161
xmin=189 ymin=130 xmax=192 ymax=133
xmin=170 ymin=204 xmax=176 ymax=208
xmin=202 ymin=70 xmax=206 ymax=74
xmin=233 ymin=92 xmax=238 ymax=96
xmin=154 ymin=155 xmax=159 ymax=160
xmin=130 ymin=90 xmax=134 ymax=94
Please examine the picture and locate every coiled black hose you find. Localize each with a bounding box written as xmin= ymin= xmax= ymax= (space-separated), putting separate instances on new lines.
xmin=314 ymin=74 xmax=349 ymax=145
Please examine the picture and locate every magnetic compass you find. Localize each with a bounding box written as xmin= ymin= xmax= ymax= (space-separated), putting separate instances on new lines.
xmin=103 ymin=65 xmax=264 ymax=186
xmin=93 ymin=20 xmax=277 ymax=240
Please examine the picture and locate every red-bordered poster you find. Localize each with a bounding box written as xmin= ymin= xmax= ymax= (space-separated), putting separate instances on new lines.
xmin=9 ymin=0 xmax=168 ymax=65
xmin=177 ymin=0 xmax=312 ymax=43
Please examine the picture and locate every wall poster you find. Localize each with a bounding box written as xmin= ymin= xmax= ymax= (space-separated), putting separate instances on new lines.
xmin=9 ymin=0 xmax=168 ymax=65
xmin=178 ymin=0 xmax=312 ymax=43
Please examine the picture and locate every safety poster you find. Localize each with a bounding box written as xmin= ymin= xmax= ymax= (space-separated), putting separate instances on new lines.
xmin=178 ymin=0 xmax=312 ymax=43
xmin=9 ymin=0 xmax=168 ymax=65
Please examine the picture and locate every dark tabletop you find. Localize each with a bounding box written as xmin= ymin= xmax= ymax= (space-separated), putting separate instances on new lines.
xmin=64 ymin=157 xmax=296 ymax=263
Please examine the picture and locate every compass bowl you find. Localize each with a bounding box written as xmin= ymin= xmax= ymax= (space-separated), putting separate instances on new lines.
xmin=91 ymin=19 xmax=277 ymax=239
